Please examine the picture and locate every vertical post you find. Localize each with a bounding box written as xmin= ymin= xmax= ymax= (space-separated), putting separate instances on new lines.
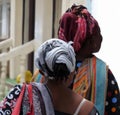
xmin=10 ymin=0 xmax=24 ymax=79
xmin=9 ymin=0 xmax=15 ymax=79
xmin=20 ymin=55 xmax=26 ymax=83
xmin=0 ymin=60 xmax=7 ymax=98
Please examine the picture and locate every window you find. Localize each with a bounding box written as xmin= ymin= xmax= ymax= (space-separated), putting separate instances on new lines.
xmin=0 ymin=0 xmax=10 ymax=40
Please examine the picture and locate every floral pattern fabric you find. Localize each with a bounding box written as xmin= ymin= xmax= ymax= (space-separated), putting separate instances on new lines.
xmin=0 ymin=83 xmax=54 ymax=115
xmin=0 ymin=85 xmax=22 ymax=115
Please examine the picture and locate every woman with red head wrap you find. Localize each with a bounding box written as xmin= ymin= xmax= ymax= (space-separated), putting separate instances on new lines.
xmin=58 ymin=4 xmax=120 ymax=115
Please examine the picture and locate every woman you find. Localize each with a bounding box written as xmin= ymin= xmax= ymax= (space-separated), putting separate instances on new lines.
xmin=58 ymin=4 xmax=120 ymax=115
xmin=0 ymin=39 xmax=99 ymax=115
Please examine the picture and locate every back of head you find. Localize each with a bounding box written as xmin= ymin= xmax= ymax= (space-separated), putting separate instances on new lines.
xmin=35 ymin=38 xmax=76 ymax=81
xmin=58 ymin=4 xmax=101 ymax=53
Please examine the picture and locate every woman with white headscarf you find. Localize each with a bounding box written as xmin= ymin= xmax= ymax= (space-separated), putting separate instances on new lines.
xmin=0 ymin=38 xmax=99 ymax=115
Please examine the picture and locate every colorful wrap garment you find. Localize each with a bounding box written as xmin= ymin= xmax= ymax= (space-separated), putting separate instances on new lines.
xmin=73 ymin=56 xmax=108 ymax=115
xmin=73 ymin=56 xmax=120 ymax=115
xmin=0 ymin=82 xmax=100 ymax=115
xmin=0 ymin=83 xmax=55 ymax=115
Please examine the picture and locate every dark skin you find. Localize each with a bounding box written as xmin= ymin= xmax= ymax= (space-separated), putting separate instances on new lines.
xmin=46 ymin=76 xmax=94 ymax=115
xmin=76 ymin=26 xmax=103 ymax=62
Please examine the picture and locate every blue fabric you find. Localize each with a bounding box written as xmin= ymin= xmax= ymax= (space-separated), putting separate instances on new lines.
xmin=76 ymin=62 xmax=82 ymax=68
xmin=95 ymin=58 xmax=107 ymax=115
xmin=35 ymin=74 xmax=42 ymax=83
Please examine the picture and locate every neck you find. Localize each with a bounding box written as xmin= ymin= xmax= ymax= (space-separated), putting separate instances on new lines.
xmin=76 ymin=52 xmax=93 ymax=62
xmin=46 ymin=80 xmax=67 ymax=91
xmin=46 ymin=80 xmax=83 ymax=114
xmin=46 ymin=80 xmax=72 ymax=106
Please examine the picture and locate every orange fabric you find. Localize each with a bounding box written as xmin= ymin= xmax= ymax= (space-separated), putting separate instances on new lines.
xmin=73 ymin=59 xmax=91 ymax=97
xmin=73 ymin=57 xmax=97 ymax=102
xmin=90 ymin=57 xmax=96 ymax=103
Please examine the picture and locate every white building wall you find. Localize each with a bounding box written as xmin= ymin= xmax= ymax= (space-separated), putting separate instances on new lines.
xmin=91 ymin=0 xmax=120 ymax=88
xmin=35 ymin=0 xmax=53 ymax=42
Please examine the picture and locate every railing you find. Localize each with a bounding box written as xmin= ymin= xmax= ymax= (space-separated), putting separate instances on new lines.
xmin=0 ymin=38 xmax=14 ymax=88
xmin=0 ymin=38 xmax=42 ymax=98
xmin=0 ymin=38 xmax=14 ymax=50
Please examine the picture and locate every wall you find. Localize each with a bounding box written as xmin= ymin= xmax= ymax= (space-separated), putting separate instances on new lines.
xmin=35 ymin=0 xmax=53 ymax=42
xmin=92 ymin=0 xmax=120 ymax=88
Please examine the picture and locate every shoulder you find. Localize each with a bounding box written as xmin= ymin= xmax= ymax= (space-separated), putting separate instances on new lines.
xmin=94 ymin=56 xmax=107 ymax=65
xmin=77 ymin=99 xmax=99 ymax=115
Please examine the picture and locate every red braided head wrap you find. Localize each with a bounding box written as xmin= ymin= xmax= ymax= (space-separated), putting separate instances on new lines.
xmin=58 ymin=4 xmax=100 ymax=52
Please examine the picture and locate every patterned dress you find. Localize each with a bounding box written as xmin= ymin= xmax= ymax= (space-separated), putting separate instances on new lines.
xmin=105 ymin=69 xmax=120 ymax=115
xmin=0 ymin=83 xmax=54 ymax=115
xmin=0 ymin=85 xmax=22 ymax=115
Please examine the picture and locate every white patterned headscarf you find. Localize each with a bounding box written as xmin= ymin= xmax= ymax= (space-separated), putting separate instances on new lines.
xmin=35 ymin=38 xmax=76 ymax=78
